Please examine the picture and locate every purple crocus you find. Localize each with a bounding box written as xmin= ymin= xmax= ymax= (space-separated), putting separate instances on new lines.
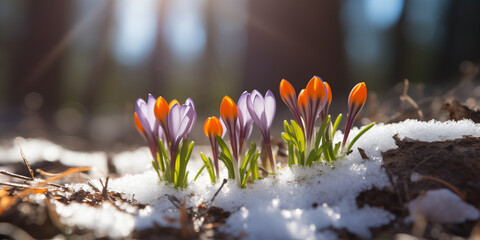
xmin=167 ymin=99 xmax=196 ymax=176
xmin=246 ymin=90 xmax=277 ymax=174
xmin=135 ymin=94 xmax=165 ymax=160
xmin=236 ymin=92 xmax=254 ymax=155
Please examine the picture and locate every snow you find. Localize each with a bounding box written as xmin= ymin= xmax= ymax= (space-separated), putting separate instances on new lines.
xmin=0 ymin=138 xmax=108 ymax=177
xmin=3 ymin=119 xmax=480 ymax=239
xmin=406 ymin=188 xmax=480 ymax=224
xmin=54 ymin=201 xmax=137 ymax=238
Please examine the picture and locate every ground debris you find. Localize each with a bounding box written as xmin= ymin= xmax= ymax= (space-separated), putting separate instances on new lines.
xmin=442 ymin=98 xmax=480 ymax=123
xmin=356 ymin=135 xmax=480 ymax=239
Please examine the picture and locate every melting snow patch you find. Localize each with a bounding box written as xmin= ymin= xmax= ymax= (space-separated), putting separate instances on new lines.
xmin=407 ymin=189 xmax=479 ymax=224
xmin=54 ymin=202 xmax=136 ymax=238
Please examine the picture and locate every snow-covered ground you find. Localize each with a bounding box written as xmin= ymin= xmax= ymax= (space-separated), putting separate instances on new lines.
xmin=1 ymin=120 xmax=480 ymax=239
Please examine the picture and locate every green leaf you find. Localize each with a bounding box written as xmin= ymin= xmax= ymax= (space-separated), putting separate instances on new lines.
xmin=194 ymin=164 xmax=206 ymax=182
xmin=347 ymin=122 xmax=375 ymax=152
xmin=291 ymin=120 xmax=305 ymax=152
xmin=333 ymin=142 xmax=341 ymax=156
xmin=200 ymin=153 xmax=216 ymax=184
xmin=159 ymin=139 xmax=171 ymax=182
xmin=152 ymin=161 xmax=162 ymax=181
xmin=281 ymin=132 xmax=291 ymax=143
xmin=252 ymin=152 xmax=260 ymax=180
xmin=306 ymin=149 xmax=319 ymax=166
xmin=315 ymin=115 xmax=331 ymax=149
xmin=216 ymin=136 xmax=232 ymax=160
xmin=241 ymin=142 xmax=257 ymax=172
xmin=219 ymin=152 xmax=235 ymax=179
xmin=331 ymin=114 xmax=343 ymax=139
xmin=287 ymin=142 xmax=295 ymax=167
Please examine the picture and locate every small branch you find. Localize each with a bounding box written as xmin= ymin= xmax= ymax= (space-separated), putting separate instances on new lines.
xmin=0 ymin=182 xmax=36 ymax=188
xmin=414 ymin=174 xmax=466 ymax=200
xmin=167 ymin=194 xmax=181 ymax=208
xmin=399 ymin=79 xmax=424 ymax=120
xmin=0 ymin=170 xmax=32 ymax=181
xmin=87 ymin=180 xmax=101 ymax=193
xmin=210 ymin=179 xmax=227 ymax=204
xmin=16 ymin=138 xmax=34 ymax=180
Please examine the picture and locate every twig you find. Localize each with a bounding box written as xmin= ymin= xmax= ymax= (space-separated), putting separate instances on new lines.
xmin=167 ymin=194 xmax=181 ymax=208
xmin=399 ymin=79 xmax=424 ymax=120
xmin=210 ymin=179 xmax=227 ymax=204
xmin=0 ymin=182 xmax=36 ymax=188
xmin=99 ymin=177 xmax=110 ymax=200
xmin=87 ymin=180 xmax=101 ymax=193
xmin=16 ymin=138 xmax=34 ymax=180
xmin=0 ymin=170 xmax=32 ymax=181
xmin=258 ymin=166 xmax=269 ymax=175
xmin=46 ymin=183 xmax=64 ymax=188
xmin=36 ymin=167 xmax=92 ymax=187
xmin=415 ymin=174 xmax=466 ymax=200
xmin=400 ymin=79 xmax=409 ymax=111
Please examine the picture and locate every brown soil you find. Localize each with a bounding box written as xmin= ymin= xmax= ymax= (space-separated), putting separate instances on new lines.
xmin=356 ymin=135 xmax=480 ymax=239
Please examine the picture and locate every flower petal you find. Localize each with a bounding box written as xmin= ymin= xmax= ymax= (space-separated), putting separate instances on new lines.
xmin=264 ymin=90 xmax=276 ymax=129
xmin=168 ymin=103 xmax=181 ymax=144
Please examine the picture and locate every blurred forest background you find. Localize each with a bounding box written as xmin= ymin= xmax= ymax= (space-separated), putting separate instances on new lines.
xmin=0 ymin=0 xmax=479 ymax=150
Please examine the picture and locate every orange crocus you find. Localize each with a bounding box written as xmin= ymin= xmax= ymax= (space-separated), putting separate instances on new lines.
xmin=154 ymin=97 xmax=170 ymax=124
xmin=220 ymin=96 xmax=238 ymax=121
xmin=134 ymin=112 xmax=146 ymax=136
xmin=305 ymin=76 xmax=326 ymax=101
xmin=204 ymin=117 xmax=223 ymax=138
xmin=220 ymin=95 xmax=239 ymax=160
xmin=348 ymin=82 xmax=367 ymax=108
xmin=320 ymin=82 xmax=332 ymax=122
xmin=342 ymin=82 xmax=367 ymax=149
xmin=280 ymin=79 xmax=304 ymax=130
xmin=324 ymin=82 xmax=332 ymax=104
xmin=297 ymin=89 xmax=309 ymax=122
xmin=169 ymin=99 xmax=180 ymax=109
xmin=280 ymin=79 xmax=296 ymax=103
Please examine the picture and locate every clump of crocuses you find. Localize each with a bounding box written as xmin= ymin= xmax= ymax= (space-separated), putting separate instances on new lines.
xmin=135 ymin=77 xmax=374 ymax=188
xmin=135 ymin=95 xmax=196 ymax=188
xmin=280 ymin=77 xmax=374 ymax=166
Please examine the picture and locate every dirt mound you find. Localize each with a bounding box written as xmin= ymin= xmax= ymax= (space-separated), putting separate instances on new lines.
xmin=357 ymin=135 xmax=480 ymax=239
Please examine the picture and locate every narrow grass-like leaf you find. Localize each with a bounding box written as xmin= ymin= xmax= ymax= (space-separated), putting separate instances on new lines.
xmin=252 ymin=152 xmax=260 ymax=180
xmin=152 ymin=161 xmax=162 ymax=181
xmin=194 ymin=164 xmax=206 ymax=181
xmin=315 ymin=115 xmax=331 ymax=149
xmin=333 ymin=142 xmax=341 ymax=156
xmin=291 ymin=120 xmax=305 ymax=152
xmin=199 ymin=153 xmax=216 ymax=183
xmin=288 ymin=142 xmax=295 ymax=167
xmin=331 ymin=114 xmax=342 ymax=139
xmin=347 ymin=122 xmax=375 ymax=152
xmin=219 ymin=153 xmax=235 ymax=179
xmin=216 ymin=136 xmax=232 ymax=160
xmin=281 ymin=132 xmax=291 ymax=142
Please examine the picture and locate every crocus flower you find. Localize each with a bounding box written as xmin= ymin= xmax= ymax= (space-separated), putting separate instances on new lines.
xmin=342 ymin=82 xmax=367 ymax=149
xmin=297 ymin=89 xmax=309 ymax=129
xmin=319 ymin=82 xmax=332 ymax=122
xmin=204 ymin=116 xmax=223 ymax=179
xmin=237 ymin=92 xmax=254 ymax=155
xmin=220 ymin=96 xmax=239 ymax=161
xmin=246 ymin=90 xmax=277 ymax=174
xmin=135 ymin=94 xmax=165 ymax=160
xmin=167 ymin=99 xmax=196 ymax=176
xmin=279 ymin=79 xmax=303 ymax=130
xmin=305 ymin=76 xmax=328 ymax=142
xmin=154 ymin=96 xmax=170 ymax=142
